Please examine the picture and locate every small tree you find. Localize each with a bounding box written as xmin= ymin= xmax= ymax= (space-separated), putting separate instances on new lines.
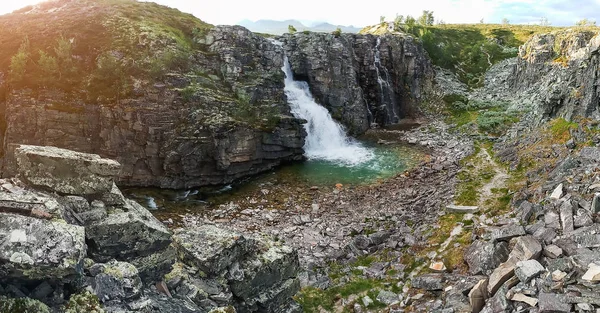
xmin=539 ymin=17 xmax=551 ymax=26
xmin=405 ymin=15 xmax=417 ymax=34
xmin=480 ymin=18 xmax=484 ymax=24
xmin=380 ymin=16 xmax=386 ymax=25
xmin=332 ymin=27 xmax=342 ymax=37
xmin=37 ymin=50 xmax=58 ymax=87
xmin=54 ymin=36 xmax=77 ymax=81
xmin=418 ymin=10 xmax=434 ymax=26
xmin=288 ymin=25 xmax=297 ymax=34
xmin=576 ymin=18 xmax=596 ymax=26
xmin=502 ymin=18 xmax=510 ymax=25
xmin=9 ymin=37 xmax=30 ymax=85
xmin=394 ymin=14 xmax=404 ymax=31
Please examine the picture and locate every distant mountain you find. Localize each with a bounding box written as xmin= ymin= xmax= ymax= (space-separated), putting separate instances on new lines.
xmin=238 ymin=19 xmax=361 ymax=35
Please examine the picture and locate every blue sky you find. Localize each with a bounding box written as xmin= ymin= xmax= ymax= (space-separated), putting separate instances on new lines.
xmin=1 ymin=0 xmax=598 ymax=27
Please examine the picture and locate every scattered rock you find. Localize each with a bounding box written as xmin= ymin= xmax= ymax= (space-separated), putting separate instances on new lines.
xmin=581 ymin=263 xmax=600 ymax=282
xmin=510 ymin=293 xmax=538 ymax=307
xmin=543 ymin=245 xmax=563 ymax=259
xmin=487 ymin=261 xmax=515 ymax=297
xmin=491 ymin=224 xmax=525 ymax=242
xmin=376 ymin=290 xmax=399 ymax=305
xmin=173 ymin=225 xmax=249 ymax=276
xmin=465 ymin=240 xmax=509 ymax=275
xmin=429 ymin=261 xmax=447 ymax=272
xmin=362 ymin=295 xmax=373 ymax=307
xmin=538 ymin=292 xmax=571 ymax=313
xmin=412 ymin=274 xmax=444 ymax=291
xmin=514 ymin=260 xmax=545 ymax=283
xmin=550 ymin=184 xmax=564 ymax=200
xmin=446 ymin=205 xmax=479 ymax=213
xmin=468 ymin=279 xmax=488 ymax=313
xmin=552 ymin=270 xmax=567 ymax=281
xmin=0 ymin=214 xmax=86 ymax=280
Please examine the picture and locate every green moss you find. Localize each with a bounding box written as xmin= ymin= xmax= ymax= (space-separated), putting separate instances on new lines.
xmin=0 ymin=0 xmax=212 ymax=99
xmin=0 ymin=297 xmax=51 ymax=313
xmin=295 ymin=279 xmax=386 ymax=312
xmin=549 ymin=118 xmax=578 ymax=143
xmin=64 ymin=291 xmax=104 ymax=313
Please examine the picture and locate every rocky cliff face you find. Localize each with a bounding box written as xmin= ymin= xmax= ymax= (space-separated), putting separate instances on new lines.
xmin=1 ymin=25 xmax=306 ymax=189
xmin=478 ymin=30 xmax=600 ymax=122
xmin=281 ymin=32 xmax=434 ymax=134
xmin=0 ymin=144 xmax=300 ymax=313
xmin=0 ymin=0 xmax=436 ymax=188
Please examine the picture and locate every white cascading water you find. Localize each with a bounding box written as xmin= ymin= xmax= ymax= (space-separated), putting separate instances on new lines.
xmin=281 ymin=57 xmax=374 ymax=166
xmin=373 ymin=37 xmax=399 ymax=124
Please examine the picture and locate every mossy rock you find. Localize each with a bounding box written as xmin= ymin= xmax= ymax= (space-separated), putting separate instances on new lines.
xmin=0 ymin=297 xmax=51 ymax=313
xmin=64 ymin=291 xmax=105 ymax=313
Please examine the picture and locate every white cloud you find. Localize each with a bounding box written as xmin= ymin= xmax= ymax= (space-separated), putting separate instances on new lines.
xmin=2 ymin=0 xmax=598 ymax=26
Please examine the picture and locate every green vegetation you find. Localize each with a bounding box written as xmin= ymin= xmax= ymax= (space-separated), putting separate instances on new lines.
xmin=362 ymin=21 xmax=564 ymax=87
xmin=454 ymin=145 xmax=495 ymax=205
xmin=549 ymin=117 xmax=578 ymax=143
xmin=332 ymin=27 xmax=342 ymax=37
xmin=64 ymin=291 xmax=104 ymax=313
xmin=0 ymin=297 xmax=51 ymax=313
xmin=576 ymin=18 xmax=597 ymax=27
xmin=445 ymin=96 xmax=522 ymax=136
xmin=0 ymin=0 xmax=212 ymax=101
xmin=288 ymin=24 xmax=297 ymax=34
xmin=296 ymin=254 xmax=400 ymax=313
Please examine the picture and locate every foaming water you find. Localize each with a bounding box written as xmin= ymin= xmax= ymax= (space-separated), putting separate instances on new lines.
xmin=281 ymin=57 xmax=374 ymax=166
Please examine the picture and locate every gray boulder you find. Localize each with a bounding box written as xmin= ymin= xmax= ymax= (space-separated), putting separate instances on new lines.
xmin=465 ymin=240 xmax=510 ymax=275
xmin=412 ymin=274 xmax=444 ymax=291
xmin=86 ymin=199 xmax=172 ymax=263
xmin=514 ymin=260 xmax=545 ymax=283
xmin=174 ymin=225 xmax=250 ymax=276
xmin=14 ymin=145 xmax=121 ymax=195
xmin=0 ymin=214 xmax=86 ymax=280
xmin=229 ymin=240 xmax=299 ymax=300
xmin=89 ymin=261 xmax=142 ymax=302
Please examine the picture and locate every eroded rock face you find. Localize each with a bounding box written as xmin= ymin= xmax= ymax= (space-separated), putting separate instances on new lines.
xmin=1 ymin=26 xmax=306 ymax=189
xmin=282 ymin=32 xmax=434 ymax=134
xmin=479 ymin=30 xmax=600 ymax=123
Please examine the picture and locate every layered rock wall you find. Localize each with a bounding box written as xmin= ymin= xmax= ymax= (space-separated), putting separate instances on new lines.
xmin=282 ymin=32 xmax=434 ymax=134
xmin=0 ymin=26 xmax=306 ymax=189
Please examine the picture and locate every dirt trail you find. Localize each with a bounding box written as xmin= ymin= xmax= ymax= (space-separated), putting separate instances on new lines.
xmin=479 ymin=147 xmax=509 ymax=205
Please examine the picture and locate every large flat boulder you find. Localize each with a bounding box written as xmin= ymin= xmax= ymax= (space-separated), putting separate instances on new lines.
xmin=14 ymin=145 xmax=121 ymax=195
xmin=0 ymin=214 xmax=86 ymax=280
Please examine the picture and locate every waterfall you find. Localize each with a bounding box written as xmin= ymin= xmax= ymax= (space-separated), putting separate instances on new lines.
xmin=281 ymin=57 xmax=374 ymax=166
xmin=373 ymin=37 xmax=399 ymax=124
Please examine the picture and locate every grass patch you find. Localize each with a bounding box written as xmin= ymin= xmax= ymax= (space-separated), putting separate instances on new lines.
xmin=548 ymin=118 xmax=578 ymax=143
xmin=445 ymin=97 xmax=522 ymax=136
xmin=454 ymin=144 xmax=496 ymax=205
xmin=295 ymin=279 xmax=386 ymax=313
